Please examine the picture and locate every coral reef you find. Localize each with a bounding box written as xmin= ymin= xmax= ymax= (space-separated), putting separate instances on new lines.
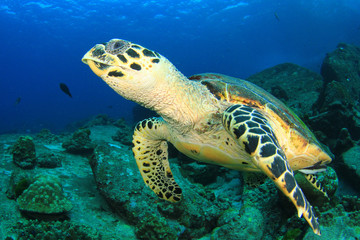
xmin=111 ymin=118 xmax=133 ymax=146
xmin=11 ymin=136 xmax=37 ymax=169
xmin=321 ymin=43 xmax=360 ymax=105
xmin=2 ymin=42 xmax=360 ymax=240
xmin=37 ymin=153 xmax=63 ymax=168
xmin=302 ymin=195 xmax=360 ymax=239
xmin=211 ymin=207 xmax=265 ymax=240
xmin=90 ymin=143 xmax=225 ymax=239
xmin=177 ymin=156 xmax=229 ymax=185
xmin=241 ymin=177 xmax=284 ymax=238
xmin=35 ymin=129 xmax=59 ymax=144
xmin=17 ymin=175 xmax=72 ymax=218
xmin=132 ymin=105 xmax=157 ymax=123
xmin=340 ymin=145 xmax=360 ymax=192
xmin=309 ymin=100 xmax=360 ymax=149
xmin=310 ymin=43 xmax=360 ymax=144
xmin=135 ymin=214 xmax=177 ymax=240
xmin=247 ymin=63 xmax=323 ymax=117
xmin=62 ymin=128 xmax=95 ymax=154
xmin=84 ymin=114 xmax=115 ymax=127
xmin=6 ymin=169 xmax=34 ymax=200
xmin=10 ymin=219 xmax=101 ymax=240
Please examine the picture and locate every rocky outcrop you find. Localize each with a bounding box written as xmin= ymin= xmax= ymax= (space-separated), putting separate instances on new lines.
xmin=11 ymin=136 xmax=37 ymax=169
xmin=62 ymin=128 xmax=95 ymax=154
xmin=247 ymin=63 xmax=323 ymax=117
xmin=320 ymin=43 xmax=360 ymax=107
xmin=90 ymin=143 xmax=225 ymax=239
xmin=310 ymin=43 xmax=360 ymax=144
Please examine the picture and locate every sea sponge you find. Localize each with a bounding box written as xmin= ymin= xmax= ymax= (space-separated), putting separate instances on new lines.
xmin=17 ymin=175 xmax=72 ymax=216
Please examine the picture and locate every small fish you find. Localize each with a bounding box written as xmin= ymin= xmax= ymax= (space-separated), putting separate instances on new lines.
xmin=14 ymin=97 xmax=21 ymax=105
xmin=59 ymin=83 xmax=72 ymax=98
xmin=274 ymin=11 xmax=280 ymax=21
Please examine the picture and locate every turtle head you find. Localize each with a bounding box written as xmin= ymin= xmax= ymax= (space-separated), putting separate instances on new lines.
xmin=82 ymin=39 xmax=166 ymax=104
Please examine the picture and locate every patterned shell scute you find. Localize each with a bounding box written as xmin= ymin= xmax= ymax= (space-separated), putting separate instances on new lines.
xmin=189 ymin=73 xmax=318 ymax=144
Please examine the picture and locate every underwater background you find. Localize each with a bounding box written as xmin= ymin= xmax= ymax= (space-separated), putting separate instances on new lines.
xmin=0 ymin=0 xmax=359 ymax=133
xmin=1 ymin=0 xmax=360 ymax=240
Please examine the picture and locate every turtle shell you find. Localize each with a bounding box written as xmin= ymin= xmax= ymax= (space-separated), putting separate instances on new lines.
xmin=189 ymin=73 xmax=332 ymax=169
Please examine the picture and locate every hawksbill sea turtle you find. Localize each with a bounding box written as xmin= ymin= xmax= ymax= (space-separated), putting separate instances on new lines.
xmin=82 ymin=39 xmax=333 ymax=235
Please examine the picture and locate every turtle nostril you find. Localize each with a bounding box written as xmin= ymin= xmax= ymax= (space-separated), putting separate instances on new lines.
xmin=106 ymin=39 xmax=130 ymax=54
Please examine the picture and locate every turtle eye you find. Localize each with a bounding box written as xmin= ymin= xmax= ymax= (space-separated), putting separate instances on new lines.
xmin=106 ymin=39 xmax=130 ymax=55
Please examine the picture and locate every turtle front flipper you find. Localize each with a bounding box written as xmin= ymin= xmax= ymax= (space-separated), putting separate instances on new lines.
xmin=133 ymin=117 xmax=182 ymax=202
xmin=223 ymin=104 xmax=321 ymax=235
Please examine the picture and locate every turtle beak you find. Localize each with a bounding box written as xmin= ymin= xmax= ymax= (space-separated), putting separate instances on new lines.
xmin=82 ymin=44 xmax=112 ymax=77
xmin=82 ymin=43 xmax=105 ymax=64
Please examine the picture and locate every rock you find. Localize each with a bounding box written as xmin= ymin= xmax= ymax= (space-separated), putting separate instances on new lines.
xmin=11 ymin=136 xmax=37 ymax=169
xmin=242 ymin=178 xmax=279 ymax=212
xmin=135 ymin=214 xmax=177 ymax=240
xmin=309 ymin=43 xmax=360 ymax=144
xmin=340 ymin=145 xmax=360 ymax=191
xmin=242 ymin=178 xmax=284 ymax=237
xmin=332 ymin=128 xmax=355 ymax=156
xmin=316 ymin=81 xmax=355 ymax=111
xmin=303 ymin=195 xmax=360 ymax=239
xmin=111 ymin=118 xmax=133 ymax=146
xmin=247 ymin=63 xmax=323 ymax=117
xmin=179 ymin=161 xmax=229 ymax=185
xmin=37 ymin=152 xmax=63 ymax=168
xmin=113 ymin=117 xmax=132 ymax=129
xmin=62 ymin=128 xmax=95 ymax=154
xmin=320 ymin=43 xmax=360 ymax=106
xmin=84 ymin=114 xmax=115 ymax=127
xmin=12 ymin=220 xmax=101 ymax=240
xmin=132 ymin=104 xmax=157 ymax=123
xmin=35 ymin=129 xmax=59 ymax=144
xmin=17 ymin=175 xmax=73 ymax=219
xmin=307 ymin=102 xmax=360 ymax=148
xmin=211 ymin=207 xmax=264 ymax=240
xmin=303 ymin=216 xmax=359 ymax=240
xmin=90 ymin=143 xmax=224 ymax=239
xmin=6 ymin=169 xmax=34 ymax=200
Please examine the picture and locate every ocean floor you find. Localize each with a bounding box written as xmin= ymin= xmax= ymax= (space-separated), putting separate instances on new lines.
xmin=0 ymin=122 xmax=359 ymax=240
xmin=0 ymin=126 xmax=138 ymax=240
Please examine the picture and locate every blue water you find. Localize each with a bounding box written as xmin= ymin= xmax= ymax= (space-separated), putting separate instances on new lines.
xmin=1 ymin=0 xmax=359 ymax=134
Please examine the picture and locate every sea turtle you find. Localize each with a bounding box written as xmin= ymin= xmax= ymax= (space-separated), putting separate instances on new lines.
xmin=82 ymin=39 xmax=332 ymax=235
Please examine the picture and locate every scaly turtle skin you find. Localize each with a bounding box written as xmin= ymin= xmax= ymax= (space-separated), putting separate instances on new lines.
xmin=82 ymin=39 xmax=333 ymax=235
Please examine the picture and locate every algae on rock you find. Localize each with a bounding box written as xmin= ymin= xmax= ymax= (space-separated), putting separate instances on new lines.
xmin=62 ymin=128 xmax=95 ymax=154
xmin=17 ymin=175 xmax=72 ymax=218
xmin=11 ymin=136 xmax=37 ymax=169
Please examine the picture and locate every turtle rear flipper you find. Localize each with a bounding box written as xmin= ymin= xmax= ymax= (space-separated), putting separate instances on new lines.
xmin=223 ymin=104 xmax=321 ymax=235
xmin=133 ymin=117 xmax=182 ymax=202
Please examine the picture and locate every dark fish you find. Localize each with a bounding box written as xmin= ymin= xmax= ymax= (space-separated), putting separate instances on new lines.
xmin=14 ymin=97 xmax=21 ymax=105
xmin=274 ymin=12 xmax=280 ymax=21
xmin=59 ymin=83 xmax=72 ymax=98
